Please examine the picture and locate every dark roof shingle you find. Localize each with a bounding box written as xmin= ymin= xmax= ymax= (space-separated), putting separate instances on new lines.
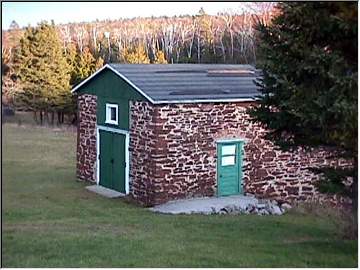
xmin=108 ymin=64 xmax=260 ymax=103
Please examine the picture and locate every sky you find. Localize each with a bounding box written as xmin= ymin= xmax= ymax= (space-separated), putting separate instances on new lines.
xmin=2 ymin=2 xmax=248 ymax=29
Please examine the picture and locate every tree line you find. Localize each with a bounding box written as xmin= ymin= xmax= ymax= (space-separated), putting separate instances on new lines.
xmin=1 ymin=4 xmax=275 ymax=125
xmin=2 ymin=22 xmax=104 ymax=125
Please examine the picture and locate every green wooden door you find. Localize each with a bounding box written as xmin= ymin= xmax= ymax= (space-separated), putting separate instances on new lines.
xmin=99 ymin=130 xmax=112 ymax=189
xmin=217 ymin=141 xmax=244 ymax=196
xmin=112 ymin=132 xmax=126 ymax=193
xmin=99 ymin=130 xmax=126 ymax=193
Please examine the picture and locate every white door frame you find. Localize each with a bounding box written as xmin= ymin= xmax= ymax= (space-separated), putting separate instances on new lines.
xmin=96 ymin=124 xmax=129 ymax=194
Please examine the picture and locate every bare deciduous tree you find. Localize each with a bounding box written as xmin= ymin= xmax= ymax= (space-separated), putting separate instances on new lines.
xmin=3 ymin=3 xmax=276 ymax=65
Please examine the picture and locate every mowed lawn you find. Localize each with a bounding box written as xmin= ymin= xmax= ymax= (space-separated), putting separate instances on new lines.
xmin=2 ymin=123 xmax=358 ymax=267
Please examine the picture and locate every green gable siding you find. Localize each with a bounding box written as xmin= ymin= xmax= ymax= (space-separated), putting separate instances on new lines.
xmin=97 ymin=97 xmax=130 ymax=130
xmin=76 ymin=69 xmax=147 ymax=130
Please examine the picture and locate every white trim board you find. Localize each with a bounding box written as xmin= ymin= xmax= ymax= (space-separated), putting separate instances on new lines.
xmin=96 ymin=127 xmax=100 ymax=185
xmin=216 ymin=138 xmax=247 ymax=143
xmin=97 ymin=125 xmax=129 ymax=135
xmin=96 ymin=125 xmax=130 ymax=195
xmin=71 ymin=64 xmax=259 ymax=105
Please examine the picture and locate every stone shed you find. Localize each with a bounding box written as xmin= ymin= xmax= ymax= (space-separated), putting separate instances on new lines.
xmin=72 ymin=64 xmax=349 ymax=206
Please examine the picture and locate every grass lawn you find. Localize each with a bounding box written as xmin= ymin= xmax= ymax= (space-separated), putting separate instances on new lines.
xmin=2 ymin=123 xmax=358 ymax=267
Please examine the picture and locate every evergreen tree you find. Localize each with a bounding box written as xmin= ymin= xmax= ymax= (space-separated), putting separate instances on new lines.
xmin=249 ymin=3 xmax=357 ymax=203
xmin=65 ymin=45 xmax=104 ymax=124
xmin=1 ymin=49 xmax=16 ymax=105
xmin=95 ymin=56 xmax=104 ymax=70
xmin=197 ymin=8 xmax=218 ymax=63
xmin=9 ymin=20 xmax=20 ymax=30
xmin=121 ymin=44 xmax=150 ymax=64
xmin=13 ymin=21 xmax=71 ymax=124
xmin=69 ymin=46 xmax=104 ymax=85
xmin=66 ymin=43 xmax=78 ymax=83
xmin=154 ymin=50 xmax=167 ymax=64
xmin=74 ymin=47 xmax=97 ymax=84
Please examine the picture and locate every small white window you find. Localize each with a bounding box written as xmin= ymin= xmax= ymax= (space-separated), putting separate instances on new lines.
xmin=222 ymin=145 xmax=236 ymax=155
xmin=221 ymin=144 xmax=236 ymax=166
xmin=105 ymin=103 xmax=118 ymax=125
xmin=221 ymin=156 xmax=235 ymax=166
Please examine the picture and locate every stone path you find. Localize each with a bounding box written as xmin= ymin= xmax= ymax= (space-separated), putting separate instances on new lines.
xmin=86 ymin=185 xmax=125 ymax=198
xmin=150 ymin=195 xmax=259 ymax=214
xmin=150 ymin=195 xmax=291 ymax=215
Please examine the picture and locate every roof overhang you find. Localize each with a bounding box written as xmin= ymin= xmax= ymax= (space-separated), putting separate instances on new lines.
xmin=152 ymin=97 xmax=258 ymax=104
xmin=71 ymin=64 xmax=259 ymax=105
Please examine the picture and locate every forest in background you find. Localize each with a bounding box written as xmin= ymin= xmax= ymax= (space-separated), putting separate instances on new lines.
xmin=2 ymin=3 xmax=275 ymax=125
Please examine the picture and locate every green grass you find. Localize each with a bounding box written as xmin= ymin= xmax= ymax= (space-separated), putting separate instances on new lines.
xmin=2 ymin=123 xmax=358 ymax=267
xmin=2 ymin=111 xmax=38 ymax=125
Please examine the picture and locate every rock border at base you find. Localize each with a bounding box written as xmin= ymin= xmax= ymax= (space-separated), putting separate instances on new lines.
xmin=216 ymin=199 xmax=290 ymax=216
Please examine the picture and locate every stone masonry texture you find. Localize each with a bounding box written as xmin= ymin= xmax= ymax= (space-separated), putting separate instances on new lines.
xmin=129 ymin=101 xmax=352 ymax=206
xmin=129 ymin=101 xmax=158 ymax=205
xmin=77 ymin=97 xmax=352 ymax=206
xmin=77 ymin=94 xmax=97 ymax=182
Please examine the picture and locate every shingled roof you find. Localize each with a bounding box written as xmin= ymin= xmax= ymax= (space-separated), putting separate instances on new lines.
xmin=72 ymin=63 xmax=261 ymax=104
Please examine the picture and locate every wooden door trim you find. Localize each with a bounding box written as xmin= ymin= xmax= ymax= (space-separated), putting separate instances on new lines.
xmin=216 ymin=139 xmax=245 ymax=196
xmin=96 ymin=125 xmax=129 ymax=195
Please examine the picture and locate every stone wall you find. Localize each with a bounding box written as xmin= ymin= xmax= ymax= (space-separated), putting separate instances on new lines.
xmin=78 ymin=97 xmax=351 ymax=206
xmin=130 ymin=102 xmax=351 ymax=206
xmin=129 ymin=101 xmax=157 ymax=205
xmin=77 ymin=94 xmax=97 ymax=182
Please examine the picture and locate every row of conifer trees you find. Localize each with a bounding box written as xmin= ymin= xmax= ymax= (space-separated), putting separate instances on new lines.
xmin=3 ymin=21 xmax=169 ymax=125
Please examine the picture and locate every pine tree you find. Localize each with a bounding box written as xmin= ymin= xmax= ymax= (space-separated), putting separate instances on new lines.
xmin=121 ymin=44 xmax=150 ymax=64
xmin=13 ymin=21 xmax=71 ymax=124
xmin=69 ymin=46 xmax=104 ymax=86
xmin=95 ymin=57 xmax=104 ymax=70
xmin=2 ymin=48 xmax=17 ymax=105
xmin=74 ymin=47 xmax=97 ymax=84
xmin=9 ymin=20 xmax=20 ymax=30
xmin=65 ymin=45 xmax=104 ymax=124
xmin=66 ymin=43 xmax=77 ymax=83
xmin=197 ymin=8 xmax=217 ymax=63
xmin=249 ymin=3 xmax=357 ymax=204
xmin=154 ymin=50 xmax=167 ymax=64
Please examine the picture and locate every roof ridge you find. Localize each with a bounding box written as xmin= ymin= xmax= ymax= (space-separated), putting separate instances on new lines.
xmin=72 ymin=63 xmax=261 ymax=104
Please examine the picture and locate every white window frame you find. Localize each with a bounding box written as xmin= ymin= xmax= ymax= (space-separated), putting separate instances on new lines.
xmin=105 ymin=103 xmax=118 ymax=125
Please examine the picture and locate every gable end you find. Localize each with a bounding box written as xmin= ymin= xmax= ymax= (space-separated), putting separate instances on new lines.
xmin=71 ymin=64 xmax=155 ymax=103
